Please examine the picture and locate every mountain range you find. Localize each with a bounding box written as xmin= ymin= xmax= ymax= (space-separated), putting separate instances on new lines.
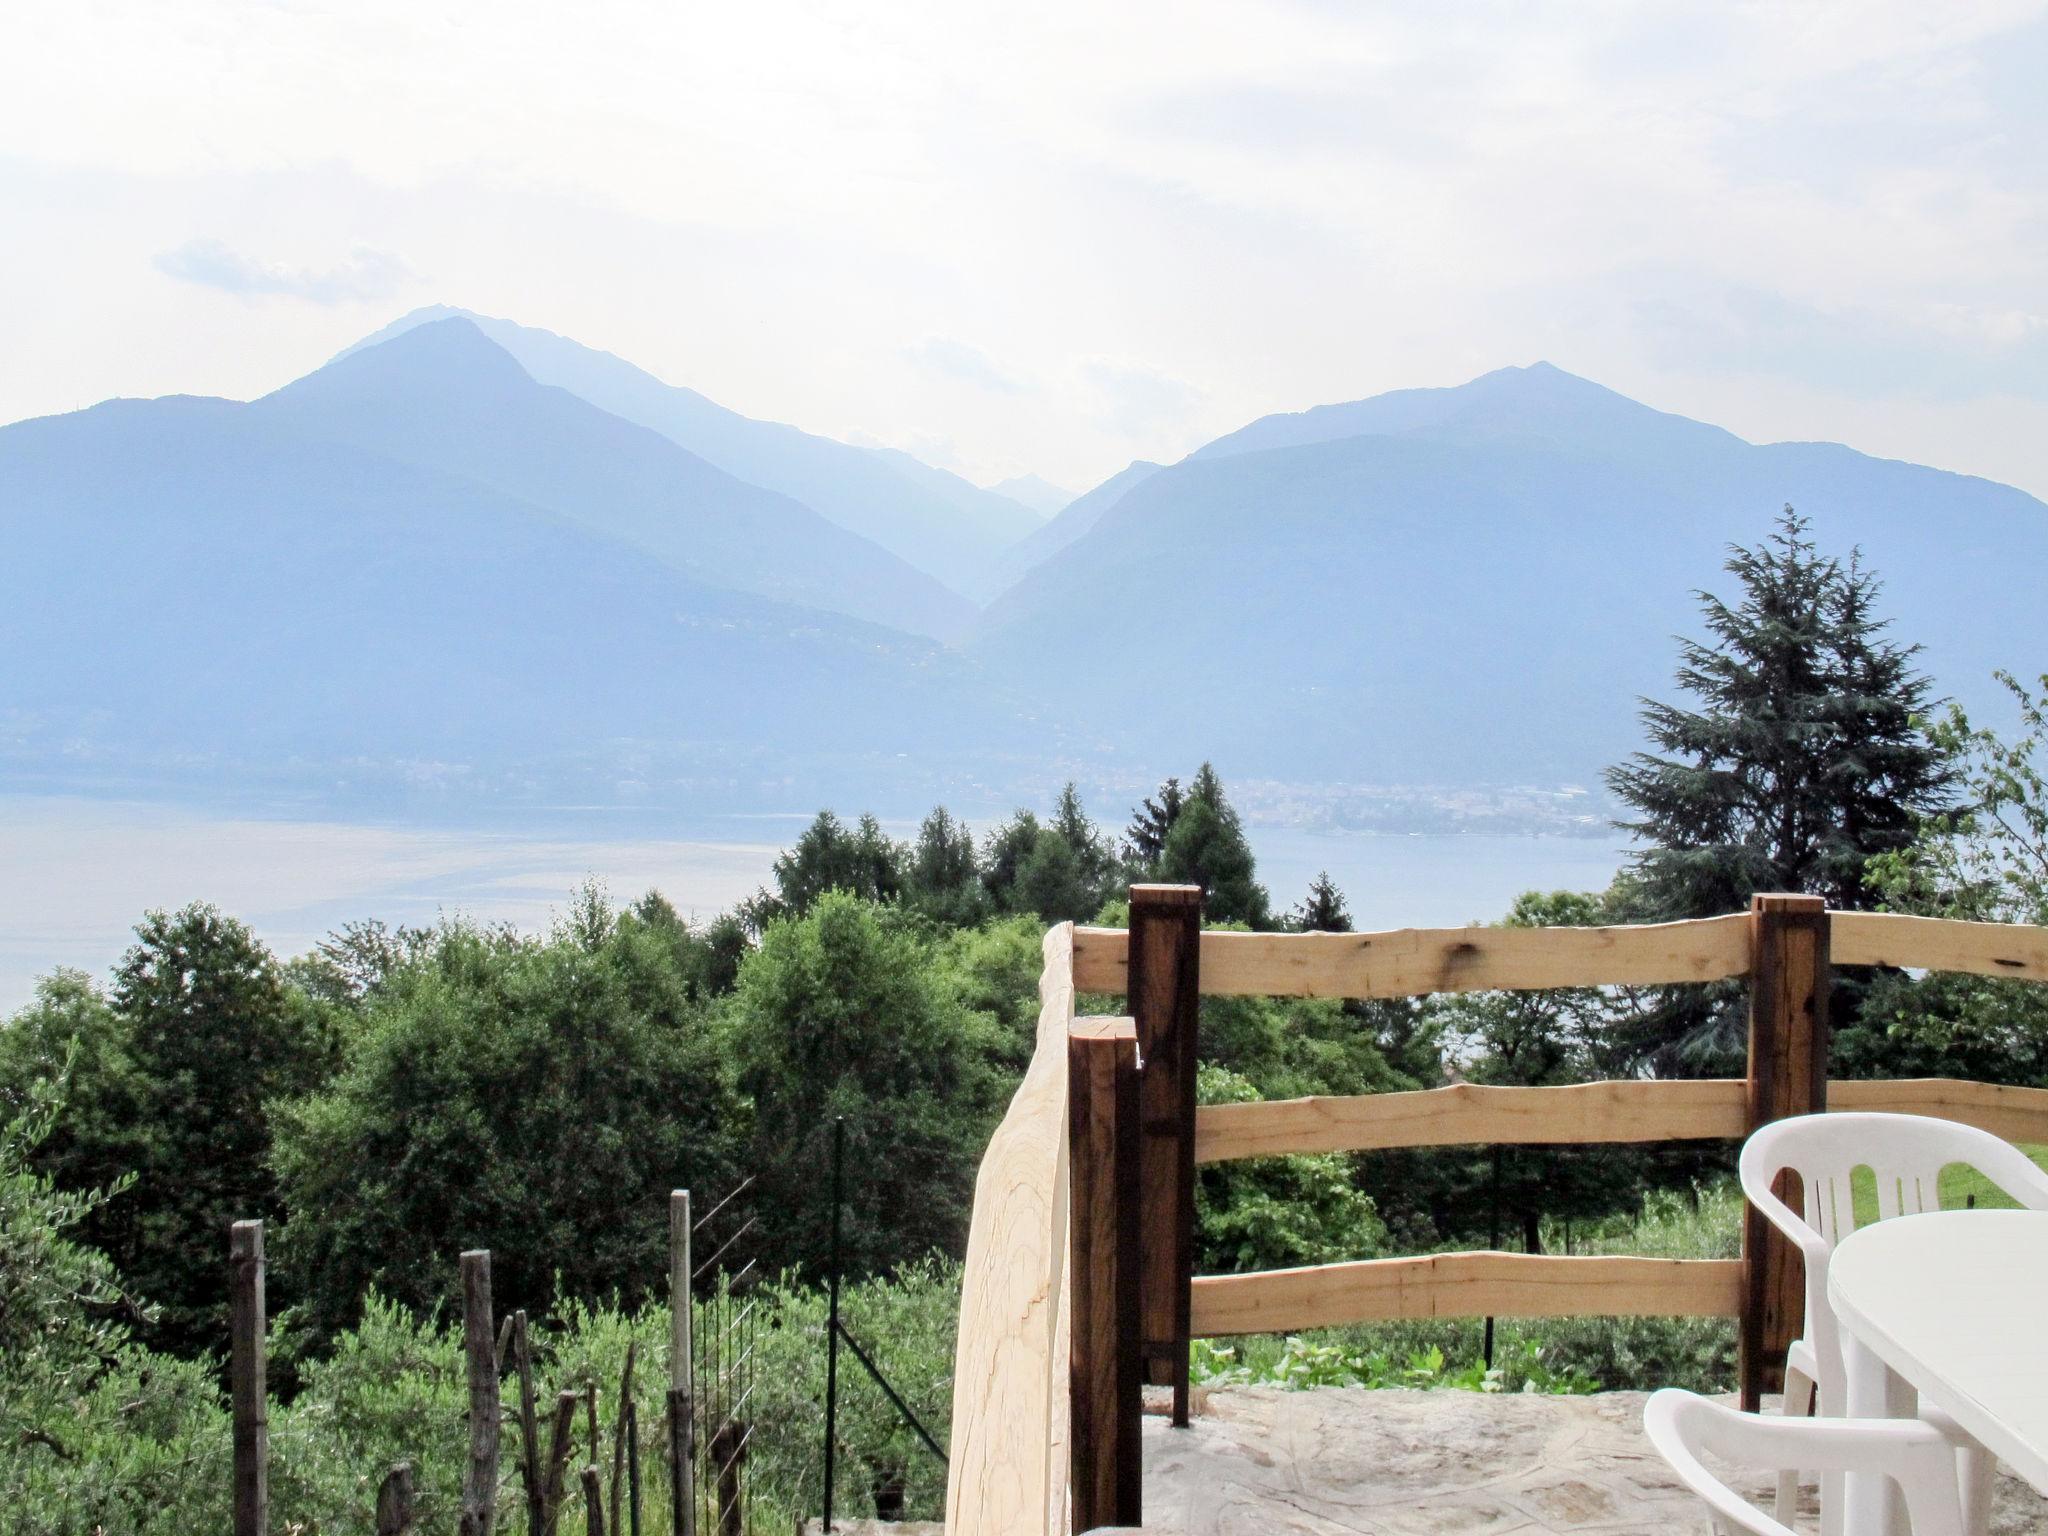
xmin=3 ymin=313 xmax=2042 ymax=819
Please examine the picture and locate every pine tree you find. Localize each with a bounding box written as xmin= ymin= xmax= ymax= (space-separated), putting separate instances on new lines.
xmin=1124 ymin=777 xmax=1185 ymax=871
xmin=1291 ymin=872 xmax=1352 ymax=933
xmin=1607 ymin=507 xmax=1958 ymax=1071
xmin=1609 ymin=507 xmax=1956 ymax=920
xmin=1049 ymin=781 xmax=1117 ymax=899
xmin=1159 ymin=763 xmax=1271 ymax=927
xmin=902 ymin=807 xmax=988 ymax=927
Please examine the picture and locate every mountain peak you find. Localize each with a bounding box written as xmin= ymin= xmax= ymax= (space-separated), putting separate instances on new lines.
xmin=271 ymin=315 xmax=536 ymax=408
xmin=1192 ymin=360 xmax=1743 ymax=464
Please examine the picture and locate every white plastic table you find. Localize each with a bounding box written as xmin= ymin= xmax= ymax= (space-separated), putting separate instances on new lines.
xmin=1828 ymin=1209 xmax=2048 ymax=1536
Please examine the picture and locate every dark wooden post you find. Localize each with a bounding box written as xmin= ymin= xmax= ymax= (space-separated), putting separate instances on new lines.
xmin=374 ymin=1463 xmax=415 ymax=1536
xmin=1126 ymin=883 xmax=1201 ymax=1426
xmin=1740 ymin=893 xmax=1830 ymax=1412
xmin=230 ymin=1220 xmax=267 ymax=1536
xmin=1068 ymin=1018 xmax=1143 ymax=1534
xmin=709 ymin=1422 xmax=746 ymax=1536
xmin=459 ymin=1251 xmax=501 ymax=1536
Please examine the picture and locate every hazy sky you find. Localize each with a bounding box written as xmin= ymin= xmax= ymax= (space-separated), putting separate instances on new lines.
xmin=5 ymin=1 xmax=2047 ymax=496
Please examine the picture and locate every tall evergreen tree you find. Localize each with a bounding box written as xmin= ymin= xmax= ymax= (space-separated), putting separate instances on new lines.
xmin=1049 ymin=781 xmax=1117 ymax=900
xmin=902 ymin=807 xmax=988 ymax=927
xmin=1159 ymin=764 xmax=1271 ymax=927
xmin=1607 ymin=508 xmax=1957 ymax=1071
xmin=1609 ymin=507 xmax=1956 ymax=920
xmin=1291 ymin=872 xmax=1353 ymax=933
xmin=1124 ymin=777 xmax=1186 ymax=871
xmin=743 ymin=810 xmax=904 ymax=927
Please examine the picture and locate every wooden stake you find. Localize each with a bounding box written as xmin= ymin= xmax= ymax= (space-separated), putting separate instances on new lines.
xmin=544 ymin=1389 xmax=580 ymax=1533
xmin=516 ymin=1311 xmax=544 ymax=1536
xmin=1127 ymin=883 xmax=1201 ymax=1425
xmin=581 ymin=1465 xmax=606 ymax=1536
xmin=610 ymin=1340 xmax=638 ymax=1536
xmin=230 ymin=1220 xmax=267 ymax=1536
xmin=1068 ymin=1019 xmax=1143 ymax=1534
xmin=459 ymin=1251 xmax=501 ymax=1536
xmin=1740 ymin=894 xmax=1830 ymax=1412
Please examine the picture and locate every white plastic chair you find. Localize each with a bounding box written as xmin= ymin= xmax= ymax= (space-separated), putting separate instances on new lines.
xmin=1740 ymin=1111 xmax=2048 ymax=1531
xmin=1645 ymin=1388 xmax=1967 ymax=1536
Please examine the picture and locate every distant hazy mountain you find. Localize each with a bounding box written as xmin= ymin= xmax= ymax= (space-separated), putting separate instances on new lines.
xmin=0 ymin=387 xmax=1031 ymax=812
xmin=340 ymin=306 xmax=1034 ymax=601
xmin=975 ymin=364 xmax=2048 ymax=785
xmin=983 ymin=460 xmax=1162 ymax=596
xmin=262 ymin=318 xmax=974 ymax=640
xmin=986 ymin=474 xmax=1073 ymax=517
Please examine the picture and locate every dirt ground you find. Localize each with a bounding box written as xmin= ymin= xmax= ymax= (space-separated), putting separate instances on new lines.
xmin=1136 ymin=1387 xmax=2048 ymax=1535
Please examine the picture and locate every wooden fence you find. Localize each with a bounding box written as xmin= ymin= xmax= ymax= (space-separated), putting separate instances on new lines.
xmin=944 ymin=890 xmax=2048 ymax=1536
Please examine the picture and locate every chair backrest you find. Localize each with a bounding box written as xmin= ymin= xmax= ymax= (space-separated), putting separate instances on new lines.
xmin=1644 ymin=1389 xmax=1965 ymax=1536
xmin=1740 ymin=1111 xmax=2048 ymax=1251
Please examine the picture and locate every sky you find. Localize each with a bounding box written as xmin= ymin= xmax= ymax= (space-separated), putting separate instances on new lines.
xmin=3 ymin=1 xmax=2047 ymax=498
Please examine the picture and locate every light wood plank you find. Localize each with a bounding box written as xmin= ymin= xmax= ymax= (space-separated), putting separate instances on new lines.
xmin=1073 ymin=914 xmax=1752 ymax=999
xmin=1828 ymin=1077 xmax=2048 ymax=1147
xmin=1189 ymin=1252 xmax=1744 ymax=1336
xmin=1194 ymin=1079 xmax=1750 ymax=1163
xmin=946 ymin=924 xmax=1075 ymax=1536
xmin=1831 ymin=911 xmax=2048 ymax=984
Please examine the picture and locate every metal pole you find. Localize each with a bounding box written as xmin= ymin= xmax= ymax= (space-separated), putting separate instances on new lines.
xmin=670 ymin=1191 xmax=694 ymax=1536
xmin=823 ymin=1117 xmax=845 ymax=1533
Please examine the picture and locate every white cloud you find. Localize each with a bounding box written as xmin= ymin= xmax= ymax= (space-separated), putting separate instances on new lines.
xmin=153 ymin=239 xmax=415 ymax=304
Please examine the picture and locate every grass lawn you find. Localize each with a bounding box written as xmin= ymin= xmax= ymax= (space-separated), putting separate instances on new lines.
xmin=1848 ymin=1141 xmax=2048 ymax=1224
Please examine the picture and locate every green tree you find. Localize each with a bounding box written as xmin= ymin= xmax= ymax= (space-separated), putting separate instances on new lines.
xmin=1193 ymin=1065 xmax=1386 ymax=1273
xmin=0 ymin=1094 xmax=231 ymax=1531
xmin=1610 ymin=508 xmax=1955 ymax=919
xmin=979 ymin=809 xmax=1041 ymax=914
xmin=1607 ymin=509 xmax=1956 ymax=1069
xmin=901 ymin=806 xmax=989 ymax=927
xmin=273 ymin=889 xmax=738 ymax=1346
xmin=743 ymin=811 xmax=904 ymax=928
xmin=1846 ymin=671 xmax=2048 ymax=1084
xmin=0 ymin=906 xmax=340 ymax=1353
xmin=1048 ymin=782 xmax=1118 ymax=901
xmin=1291 ymin=872 xmax=1352 ymax=933
xmin=1123 ymin=777 xmax=1186 ymax=871
xmin=1158 ymin=764 xmax=1271 ymax=927
xmin=721 ymin=893 xmax=1009 ymax=1279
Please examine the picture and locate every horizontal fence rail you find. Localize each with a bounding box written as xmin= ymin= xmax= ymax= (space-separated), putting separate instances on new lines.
xmin=1195 ymin=1078 xmax=1752 ymax=1162
xmin=1826 ymin=1077 xmax=2048 ymax=1146
xmin=1189 ymin=1252 xmax=1746 ymax=1336
xmin=1832 ymin=911 xmax=2048 ymax=982
xmin=1194 ymin=1076 xmax=2048 ymax=1163
xmin=1072 ymin=913 xmax=1753 ymax=999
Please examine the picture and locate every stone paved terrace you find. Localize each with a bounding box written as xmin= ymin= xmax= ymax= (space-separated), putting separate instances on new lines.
xmin=1138 ymin=1388 xmax=2048 ymax=1535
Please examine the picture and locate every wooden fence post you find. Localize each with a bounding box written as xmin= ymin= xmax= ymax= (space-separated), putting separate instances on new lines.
xmin=1740 ymin=893 xmax=1830 ymax=1412
xmin=230 ymin=1220 xmax=267 ymax=1536
xmin=1126 ymin=883 xmax=1201 ymax=1427
xmin=1068 ymin=1018 xmax=1143 ymax=1534
xmin=459 ymin=1251 xmax=501 ymax=1536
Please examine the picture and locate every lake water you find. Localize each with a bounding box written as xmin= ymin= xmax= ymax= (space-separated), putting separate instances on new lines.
xmin=0 ymin=796 xmax=1627 ymax=1014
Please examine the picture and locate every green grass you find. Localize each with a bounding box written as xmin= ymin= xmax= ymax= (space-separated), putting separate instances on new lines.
xmin=1847 ymin=1142 xmax=2048 ymax=1225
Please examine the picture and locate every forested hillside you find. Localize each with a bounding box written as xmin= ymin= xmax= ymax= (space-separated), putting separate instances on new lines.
xmin=7 ymin=514 xmax=2048 ymax=1528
